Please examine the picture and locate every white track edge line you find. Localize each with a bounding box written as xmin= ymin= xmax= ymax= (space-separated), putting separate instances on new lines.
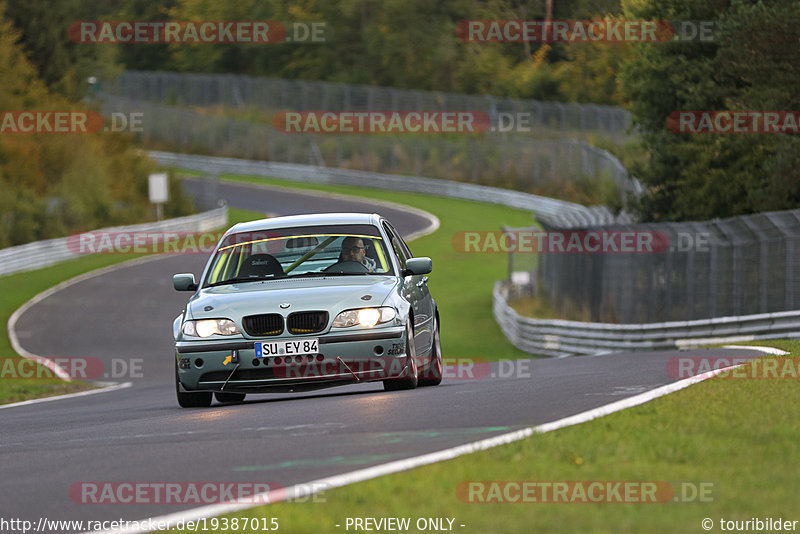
xmin=188 ymin=175 xmax=441 ymax=243
xmin=7 ymin=255 xmax=167 ymax=382
xmin=720 ymin=345 xmax=789 ymax=355
xmin=0 ymin=381 xmax=132 ymax=410
xmin=95 ymin=360 xmax=752 ymax=534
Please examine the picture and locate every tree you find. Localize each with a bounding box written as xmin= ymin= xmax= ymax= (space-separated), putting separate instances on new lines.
xmin=0 ymin=4 xmax=190 ymax=246
xmin=620 ymin=0 xmax=800 ymax=221
xmin=4 ymin=0 xmax=118 ymax=99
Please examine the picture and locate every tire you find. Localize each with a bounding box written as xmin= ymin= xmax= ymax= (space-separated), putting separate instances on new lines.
xmin=418 ymin=316 xmax=442 ymax=387
xmin=384 ymin=322 xmax=418 ymax=391
xmin=214 ymin=392 xmax=246 ymax=403
xmin=175 ymin=362 xmax=212 ymax=408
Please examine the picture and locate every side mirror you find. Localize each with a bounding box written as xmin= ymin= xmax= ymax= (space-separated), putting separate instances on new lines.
xmin=173 ymin=273 xmax=198 ymax=291
xmin=402 ymin=257 xmax=432 ymax=277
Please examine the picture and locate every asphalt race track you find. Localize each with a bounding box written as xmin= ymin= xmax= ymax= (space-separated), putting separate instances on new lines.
xmin=1 ymin=178 xmax=770 ymax=531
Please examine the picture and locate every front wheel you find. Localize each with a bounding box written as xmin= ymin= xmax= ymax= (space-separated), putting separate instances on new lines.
xmin=384 ymin=323 xmax=418 ymax=391
xmin=175 ymin=363 xmax=212 ymax=408
xmin=418 ymin=316 xmax=442 ymax=387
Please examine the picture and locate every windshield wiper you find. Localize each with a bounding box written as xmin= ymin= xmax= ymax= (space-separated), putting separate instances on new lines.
xmin=207 ymin=276 xmax=280 ymax=287
xmin=285 ymin=271 xmax=372 ymax=278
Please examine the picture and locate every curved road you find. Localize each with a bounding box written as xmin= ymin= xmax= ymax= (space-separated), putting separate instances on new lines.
xmin=1 ymin=178 xmax=768 ymax=531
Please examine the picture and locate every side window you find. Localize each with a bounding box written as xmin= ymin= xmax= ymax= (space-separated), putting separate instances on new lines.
xmin=385 ymin=222 xmax=413 ymax=258
xmin=383 ymin=223 xmax=408 ymax=269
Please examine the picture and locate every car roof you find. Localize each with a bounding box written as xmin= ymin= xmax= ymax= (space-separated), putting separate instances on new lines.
xmin=225 ymin=212 xmax=384 ymax=235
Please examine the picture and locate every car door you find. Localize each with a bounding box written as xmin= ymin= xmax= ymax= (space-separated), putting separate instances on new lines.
xmin=383 ymin=221 xmax=434 ymax=356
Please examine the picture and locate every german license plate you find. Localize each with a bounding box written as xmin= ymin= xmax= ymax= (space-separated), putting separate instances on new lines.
xmin=255 ymin=339 xmax=319 ymax=358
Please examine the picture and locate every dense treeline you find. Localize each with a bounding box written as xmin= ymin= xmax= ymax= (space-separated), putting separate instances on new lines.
xmin=622 ymin=0 xmax=800 ymax=221
xmin=2 ymin=0 xmax=799 ymax=225
xmin=5 ymin=0 xmax=627 ymax=105
xmin=0 ymin=4 xmax=191 ymax=247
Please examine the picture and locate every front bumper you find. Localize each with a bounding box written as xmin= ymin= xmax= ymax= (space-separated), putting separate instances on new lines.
xmin=175 ymin=327 xmax=408 ymax=393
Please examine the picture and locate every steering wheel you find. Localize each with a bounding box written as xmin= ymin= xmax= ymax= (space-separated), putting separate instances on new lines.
xmin=323 ymin=261 xmax=370 ymax=273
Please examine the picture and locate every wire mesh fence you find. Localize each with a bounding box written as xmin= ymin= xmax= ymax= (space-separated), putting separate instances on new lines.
xmin=103 ymin=70 xmax=631 ymax=141
xmin=506 ymin=209 xmax=800 ymax=323
xmin=98 ymin=93 xmax=640 ymax=203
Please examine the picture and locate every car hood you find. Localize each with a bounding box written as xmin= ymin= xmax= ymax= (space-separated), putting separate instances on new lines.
xmin=188 ymin=276 xmax=399 ymax=320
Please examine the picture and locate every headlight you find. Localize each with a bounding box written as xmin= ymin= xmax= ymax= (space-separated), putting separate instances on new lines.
xmin=182 ymin=319 xmax=241 ymax=338
xmin=332 ymin=307 xmax=397 ymax=328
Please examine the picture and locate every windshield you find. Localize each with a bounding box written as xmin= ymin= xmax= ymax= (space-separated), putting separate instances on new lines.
xmin=203 ymin=224 xmax=394 ymax=286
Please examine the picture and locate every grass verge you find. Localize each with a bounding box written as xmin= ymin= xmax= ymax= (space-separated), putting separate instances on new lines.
xmin=176 ymin=340 xmax=800 ymax=534
xmin=0 ymin=208 xmax=261 ymax=405
xmin=508 ymin=294 xmax=562 ymax=320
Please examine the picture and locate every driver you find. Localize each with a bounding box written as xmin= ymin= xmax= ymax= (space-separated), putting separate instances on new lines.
xmin=339 ymin=237 xmax=376 ymax=271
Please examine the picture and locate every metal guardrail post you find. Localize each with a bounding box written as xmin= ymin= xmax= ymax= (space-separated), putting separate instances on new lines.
xmin=709 ymin=243 xmax=718 ymax=318
xmin=502 ymin=226 xmax=512 ymax=283
xmin=686 ymin=246 xmax=695 ymax=319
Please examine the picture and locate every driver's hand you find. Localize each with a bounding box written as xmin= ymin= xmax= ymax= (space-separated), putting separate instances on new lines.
xmin=363 ymin=256 xmax=377 ymax=271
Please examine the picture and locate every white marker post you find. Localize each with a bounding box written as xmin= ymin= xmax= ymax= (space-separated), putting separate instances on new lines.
xmin=148 ymin=173 xmax=169 ymax=221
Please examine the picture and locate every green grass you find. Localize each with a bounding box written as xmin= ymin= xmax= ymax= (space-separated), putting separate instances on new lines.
xmin=178 ymin=340 xmax=800 ymax=534
xmin=508 ymin=294 xmax=563 ymax=320
xmin=0 ymin=255 xmax=137 ymax=403
xmin=179 ymin=170 xmax=538 ymax=362
xmin=0 ymin=208 xmax=261 ymax=405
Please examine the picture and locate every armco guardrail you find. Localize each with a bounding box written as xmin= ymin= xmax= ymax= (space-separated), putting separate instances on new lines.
xmin=493 ymin=282 xmax=800 ymax=357
xmin=150 ymin=151 xmax=627 ymax=227
xmin=0 ymin=207 xmax=227 ymax=278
